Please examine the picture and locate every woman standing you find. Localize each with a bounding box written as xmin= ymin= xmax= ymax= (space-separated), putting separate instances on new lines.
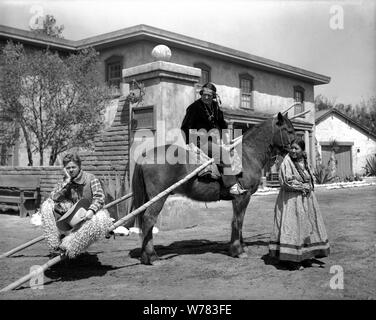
xmin=269 ymin=139 xmax=330 ymax=270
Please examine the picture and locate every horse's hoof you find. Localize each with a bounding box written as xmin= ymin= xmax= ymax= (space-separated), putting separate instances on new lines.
xmin=140 ymin=251 xmax=160 ymax=265
xmin=140 ymin=252 xmax=153 ymax=265
xmin=151 ymin=259 xmax=164 ymax=266
xmin=238 ymin=252 xmax=248 ymax=259
xmin=229 ymin=245 xmax=244 ymax=258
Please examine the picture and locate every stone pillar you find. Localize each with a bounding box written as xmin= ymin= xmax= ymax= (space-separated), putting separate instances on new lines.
xmin=309 ymin=130 xmax=315 ymax=168
xmin=123 ymin=60 xmax=201 ymax=178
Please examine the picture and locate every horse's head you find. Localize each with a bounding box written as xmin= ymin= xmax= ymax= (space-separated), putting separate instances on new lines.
xmin=270 ymin=112 xmax=296 ymax=157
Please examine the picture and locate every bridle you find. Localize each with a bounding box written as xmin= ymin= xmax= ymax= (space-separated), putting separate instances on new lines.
xmin=270 ymin=118 xmax=292 ymax=161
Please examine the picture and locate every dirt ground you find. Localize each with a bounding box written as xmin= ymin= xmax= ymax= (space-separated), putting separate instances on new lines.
xmin=0 ymin=186 xmax=375 ymax=300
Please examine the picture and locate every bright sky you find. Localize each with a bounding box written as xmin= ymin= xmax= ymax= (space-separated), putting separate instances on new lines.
xmin=0 ymin=0 xmax=375 ymax=105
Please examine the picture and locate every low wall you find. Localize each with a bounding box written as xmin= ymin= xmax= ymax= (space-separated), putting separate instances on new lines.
xmin=0 ymin=166 xmax=127 ymax=202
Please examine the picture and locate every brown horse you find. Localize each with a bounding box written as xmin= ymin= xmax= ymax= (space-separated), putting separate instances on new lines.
xmin=132 ymin=112 xmax=295 ymax=265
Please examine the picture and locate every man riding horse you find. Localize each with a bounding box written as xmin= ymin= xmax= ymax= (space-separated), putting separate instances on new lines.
xmin=181 ymin=82 xmax=247 ymax=195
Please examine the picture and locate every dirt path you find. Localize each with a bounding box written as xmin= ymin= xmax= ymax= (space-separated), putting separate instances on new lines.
xmin=0 ymin=186 xmax=375 ymax=300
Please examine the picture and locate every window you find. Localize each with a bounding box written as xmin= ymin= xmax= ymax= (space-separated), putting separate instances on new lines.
xmin=105 ymin=55 xmax=123 ymax=89
xmin=194 ymin=63 xmax=211 ymax=85
xmin=239 ymin=74 xmax=253 ymax=109
xmin=293 ymin=86 xmax=305 ymax=115
xmin=131 ymin=106 xmax=155 ymax=131
xmin=296 ymin=131 xmax=305 ymax=141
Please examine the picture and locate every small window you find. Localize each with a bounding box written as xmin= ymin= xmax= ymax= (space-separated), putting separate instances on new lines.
xmin=293 ymin=86 xmax=305 ymax=115
xmin=194 ymin=62 xmax=211 ymax=85
xmin=108 ymin=62 xmax=121 ymax=87
xmin=240 ymin=74 xmax=253 ymax=109
xmin=296 ymin=131 xmax=305 ymax=141
xmin=105 ymin=56 xmax=123 ymax=89
xmin=131 ymin=106 xmax=155 ymax=131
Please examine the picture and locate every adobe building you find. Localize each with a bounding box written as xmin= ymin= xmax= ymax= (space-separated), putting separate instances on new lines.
xmin=0 ymin=24 xmax=330 ymax=183
xmin=315 ymin=108 xmax=376 ymax=177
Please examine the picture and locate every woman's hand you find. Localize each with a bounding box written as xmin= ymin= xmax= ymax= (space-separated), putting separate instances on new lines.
xmin=302 ymin=183 xmax=312 ymax=196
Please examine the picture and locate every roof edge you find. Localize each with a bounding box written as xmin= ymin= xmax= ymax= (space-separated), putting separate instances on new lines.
xmin=315 ymin=108 xmax=376 ymax=140
xmin=0 ymin=24 xmax=331 ymax=84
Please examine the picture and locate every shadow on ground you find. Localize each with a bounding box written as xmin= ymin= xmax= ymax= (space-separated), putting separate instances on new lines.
xmin=43 ymin=253 xmax=128 ymax=282
xmin=129 ymin=233 xmax=270 ymax=259
xmin=261 ymin=254 xmax=327 ymax=271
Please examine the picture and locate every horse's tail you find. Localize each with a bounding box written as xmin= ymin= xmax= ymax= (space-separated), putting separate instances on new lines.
xmin=131 ymin=163 xmax=148 ymax=231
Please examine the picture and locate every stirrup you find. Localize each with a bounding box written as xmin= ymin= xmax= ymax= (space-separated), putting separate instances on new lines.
xmin=229 ymin=183 xmax=247 ymax=195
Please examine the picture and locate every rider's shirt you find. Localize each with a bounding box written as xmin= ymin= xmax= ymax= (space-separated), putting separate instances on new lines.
xmin=181 ymin=99 xmax=228 ymax=144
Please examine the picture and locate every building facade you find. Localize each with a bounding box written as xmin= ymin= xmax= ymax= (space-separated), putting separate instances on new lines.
xmin=0 ymin=24 xmax=330 ymax=181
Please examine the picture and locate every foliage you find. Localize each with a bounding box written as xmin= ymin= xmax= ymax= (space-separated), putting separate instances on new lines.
xmin=31 ymin=14 xmax=64 ymax=38
xmin=0 ymin=42 xmax=111 ymax=166
xmin=315 ymin=94 xmax=336 ymax=111
xmin=364 ymin=155 xmax=376 ymax=176
xmin=313 ymin=164 xmax=336 ymax=184
xmin=343 ymin=174 xmax=363 ymax=182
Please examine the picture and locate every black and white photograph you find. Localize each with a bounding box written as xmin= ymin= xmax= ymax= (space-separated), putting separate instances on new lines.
xmin=0 ymin=0 xmax=375 ymax=305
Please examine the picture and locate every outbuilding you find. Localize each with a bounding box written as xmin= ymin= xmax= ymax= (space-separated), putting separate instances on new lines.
xmin=315 ymin=108 xmax=376 ymax=177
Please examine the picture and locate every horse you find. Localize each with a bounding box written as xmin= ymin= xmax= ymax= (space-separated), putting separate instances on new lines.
xmin=131 ymin=112 xmax=296 ymax=265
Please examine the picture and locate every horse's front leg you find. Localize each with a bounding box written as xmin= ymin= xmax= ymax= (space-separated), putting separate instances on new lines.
xmin=229 ymin=194 xmax=251 ymax=258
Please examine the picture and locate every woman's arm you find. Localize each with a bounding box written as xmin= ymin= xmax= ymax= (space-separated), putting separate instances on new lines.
xmin=279 ymin=161 xmax=306 ymax=192
xmin=88 ymin=178 xmax=105 ymax=214
xmin=50 ymin=169 xmax=71 ymax=201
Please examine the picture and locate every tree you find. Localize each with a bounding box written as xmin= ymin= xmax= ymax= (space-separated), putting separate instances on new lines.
xmin=314 ymin=94 xmax=336 ymax=111
xmin=31 ymin=14 xmax=64 ymax=38
xmin=0 ymin=42 xmax=111 ymax=166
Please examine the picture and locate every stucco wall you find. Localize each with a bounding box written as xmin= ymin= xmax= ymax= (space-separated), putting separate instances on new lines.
xmin=98 ymin=40 xmax=315 ymax=124
xmin=315 ymin=115 xmax=376 ymax=174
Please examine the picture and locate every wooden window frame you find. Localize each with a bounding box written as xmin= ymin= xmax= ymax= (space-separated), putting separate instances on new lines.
xmin=131 ymin=105 xmax=156 ymax=132
xmin=105 ymin=55 xmax=123 ymax=90
xmin=293 ymin=85 xmax=305 ymax=116
xmin=239 ymin=73 xmax=254 ymax=110
xmin=194 ymin=62 xmax=211 ymax=85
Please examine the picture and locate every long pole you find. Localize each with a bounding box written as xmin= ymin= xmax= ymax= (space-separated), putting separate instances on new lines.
xmin=0 ymin=159 xmax=214 ymax=292
xmin=0 ymin=254 xmax=66 ymax=292
xmin=0 ymin=192 xmax=133 ymax=259
xmin=108 ymin=158 xmax=214 ymax=232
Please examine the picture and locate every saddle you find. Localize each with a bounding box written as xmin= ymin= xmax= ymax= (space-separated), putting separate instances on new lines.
xmin=185 ymin=142 xmax=242 ymax=180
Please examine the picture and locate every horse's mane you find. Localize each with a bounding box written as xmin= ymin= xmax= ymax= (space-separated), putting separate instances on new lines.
xmin=242 ymin=118 xmax=273 ymax=144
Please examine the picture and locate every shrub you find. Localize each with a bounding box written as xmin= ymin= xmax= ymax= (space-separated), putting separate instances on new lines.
xmin=364 ymin=156 xmax=376 ymax=176
xmin=313 ymin=164 xmax=336 ymax=184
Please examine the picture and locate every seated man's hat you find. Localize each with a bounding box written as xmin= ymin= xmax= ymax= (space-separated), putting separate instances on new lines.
xmin=56 ymin=199 xmax=90 ymax=231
